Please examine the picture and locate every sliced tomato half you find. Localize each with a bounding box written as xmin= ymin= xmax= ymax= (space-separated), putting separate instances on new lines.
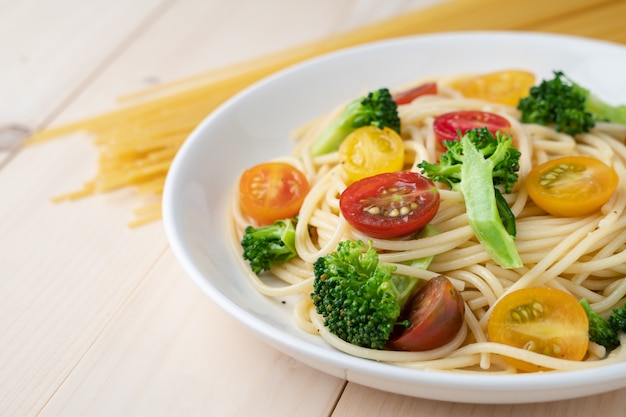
xmin=339 ymin=171 xmax=440 ymax=239
xmin=393 ymin=82 xmax=438 ymax=105
xmin=487 ymin=287 xmax=589 ymax=372
xmin=454 ymin=69 xmax=536 ymax=106
xmin=388 ymin=275 xmax=465 ymax=352
xmin=525 ymin=156 xmax=618 ymax=217
xmin=238 ymin=162 xmax=309 ymax=225
xmin=433 ymin=110 xmax=511 ymax=148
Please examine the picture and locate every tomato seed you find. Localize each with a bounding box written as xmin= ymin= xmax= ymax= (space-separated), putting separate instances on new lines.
xmin=523 ymin=340 xmax=537 ymax=352
xmin=510 ymin=301 xmax=544 ymax=324
xmin=363 ymin=204 xmax=416 ymax=218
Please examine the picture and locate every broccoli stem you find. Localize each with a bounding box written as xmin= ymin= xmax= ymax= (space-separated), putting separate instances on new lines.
xmin=310 ymin=88 xmax=400 ymax=156
xmin=575 ymin=84 xmax=626 ymax=124
xmin=460 ymin=135 xmax=523 ymax=269
xmin=402 ymin=224 xmax=440 ymax=270
xmin=310 ymin=98 xmax=361 ymax=156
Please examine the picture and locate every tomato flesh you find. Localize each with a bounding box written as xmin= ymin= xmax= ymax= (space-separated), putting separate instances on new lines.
xmin=451 ymin=69 xmax=536 ymax=106
xmin=392 ymin=82 xmax=438 ymax=105
xmin=388 ymin=275 xmax=465 ymax=351
xmin=433 ymin=110 xmax=511 ymax=148
xmin=238 ymin=162 xmax=310 ymax=225
xmin=525 ymin=156 xmax=618 ymax=217
xmin=339 ymin=171 xmax=440 ymax=239
xmin=487 ymin=287 xmax=589 ymax=372
xmin=339 ymin=126 xmax=405 ymax=183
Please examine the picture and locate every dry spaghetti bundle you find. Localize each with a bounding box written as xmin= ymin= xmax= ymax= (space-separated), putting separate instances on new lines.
xmin=26 ymin=67 xmax=259 ymax=227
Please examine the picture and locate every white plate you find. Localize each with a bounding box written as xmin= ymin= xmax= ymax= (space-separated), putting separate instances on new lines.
xmin=163 ymin=31 xmax=626 ymax=404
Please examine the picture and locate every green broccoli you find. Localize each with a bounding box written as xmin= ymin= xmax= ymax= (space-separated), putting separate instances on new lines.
xmin=417 ymin=127 xmax=522 ymax=269
xmin=576 ymin=82 xmax=626 ymax=125
xmin=241 ymin=217 xmax=297 ymax=274
xmin=517 ymin=70 xmax=626 ymax=136
xmin=310 ymin=88 xmax=401 ymax=156
xmin=580 ymin=298 xmax=620 ymax=351
xmin=608 ymin=301 xmax=626 ymax=333
xmin=311 ymin=240 xmax=420 ymax=349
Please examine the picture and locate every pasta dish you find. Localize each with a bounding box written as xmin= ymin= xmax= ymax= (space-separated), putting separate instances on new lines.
xmin=228 ymin=69 xmax=626 ymax=374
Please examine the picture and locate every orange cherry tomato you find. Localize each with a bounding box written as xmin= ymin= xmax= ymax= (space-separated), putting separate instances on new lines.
xmin=338 ymin=126 xmax=405 ymax=183
xmin=388 ymin=275 xmax=465 ymax=351
xmin=452 ymin=70 xmax=536 ymax=106
xmin=525 ymin=156 xmax=618 ymax=217
xmin=487 ymin=287 xmax=589 ymax=372
xmin=238 ymin=162 xmax=310 ymax=225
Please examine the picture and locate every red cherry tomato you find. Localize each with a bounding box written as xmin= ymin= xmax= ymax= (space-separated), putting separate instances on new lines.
xmin=239 ymin=162 xmax=310 ymax=225
xmin=433 ymin=110 xmax=511 ymax=148
xmin=339 ymin=171 xmax=440 ymax=239
xmin=392 ymin=82 xmax=438 ymax=105
xmin=388 ymin=275 xmax=465 ymax=351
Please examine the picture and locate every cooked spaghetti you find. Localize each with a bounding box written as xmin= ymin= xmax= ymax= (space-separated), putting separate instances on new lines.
xmin=228 ymin=71 xmax=626 ymax=373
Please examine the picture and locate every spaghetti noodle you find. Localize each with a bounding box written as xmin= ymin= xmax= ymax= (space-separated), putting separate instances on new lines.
xmin=229 ymin=72 xmax=626 ymax=373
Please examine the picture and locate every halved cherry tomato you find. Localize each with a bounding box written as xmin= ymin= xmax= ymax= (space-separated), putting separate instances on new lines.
xmin=388 ymin=275 xmax=465 ymax=351
xmin=339 ymin=171 xmax=440 ymax=239
xmin=392 ymin=82 xmax=438 ymax=105
xmin=487 ymin=287 xmax=589 ymax=372
xmin=338 ymin=126 xmax=405 ymax=183
xmin=433 ymin=110 xmax=511 ymax=148
xmin=525 ymin=156 xmax=618 ymax=217
xmin=452 ymin=69 xmax=536 ymax=106
xmin=239 ymin=162 xmax=310 ymax=225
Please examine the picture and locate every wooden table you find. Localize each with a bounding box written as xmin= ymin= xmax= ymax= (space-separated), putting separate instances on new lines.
xmin=2 ymin=0 xmax=626 ymax=415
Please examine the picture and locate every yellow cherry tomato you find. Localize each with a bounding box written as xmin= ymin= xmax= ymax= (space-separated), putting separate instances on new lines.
xmin=525 ymin=156 xmax=618 ymax=217
xmin=488 ymin=287 xmax=589 ymax=372
xmin=338 ymin=126 xmax=405 ymax=183
xmin=451 ymin=70 xmax=536 ymax=106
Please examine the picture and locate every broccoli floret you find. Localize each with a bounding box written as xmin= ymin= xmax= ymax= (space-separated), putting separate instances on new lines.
xmin=420 ymin=128 xmax=520 ymax=194
xmin=517 ymin=70 xmax=626 ymax=136
xmin=608 ymin=300 xmax=626 ymax=334
xmin=580 ymin=298 xmax=620 ymax=351
xmin=241 ymin=218 xmax=297 ymax=274
xmin=417 ymin=127 xmax=522 ymax=269
xmin=310 ymin=88 xmax=400 ymax=156
xmin=311 ymin=240 xmax=420 ymax=349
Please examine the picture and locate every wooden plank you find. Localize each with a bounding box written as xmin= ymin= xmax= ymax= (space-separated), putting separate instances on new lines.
xmin=0 ymin=0 xmax=174 ymax=130
xmin=0 ymin=137 xmax=169 ymax=415
xmin=36 ymin=251 xmax=344 ymax=417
